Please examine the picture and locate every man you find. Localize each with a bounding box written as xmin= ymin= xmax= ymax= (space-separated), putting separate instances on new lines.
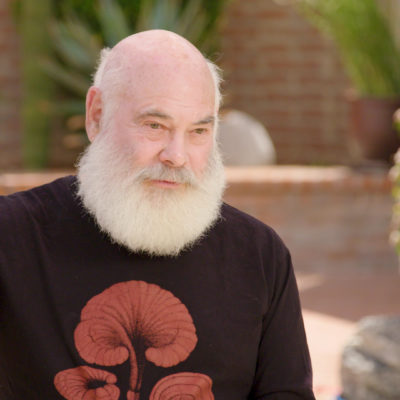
xmin=0 ymin=30 xmax=315 ymax=399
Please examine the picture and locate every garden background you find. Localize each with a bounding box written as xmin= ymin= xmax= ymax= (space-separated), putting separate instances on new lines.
xmin=1 ymin=1 xmax=400 ymax=399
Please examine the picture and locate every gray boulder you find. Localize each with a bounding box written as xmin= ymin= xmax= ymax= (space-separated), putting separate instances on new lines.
xmin=217 ymin=109 xmax=276 ymax=166
xmin=341 ymin=315 xmax=400 ymax=400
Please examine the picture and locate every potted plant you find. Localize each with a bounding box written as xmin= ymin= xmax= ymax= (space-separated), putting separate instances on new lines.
xmin=295 ymin=0 xmax=400 ymax=162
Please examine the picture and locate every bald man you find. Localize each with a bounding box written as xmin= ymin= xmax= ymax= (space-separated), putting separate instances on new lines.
xmin=0 ymin=31 xmax=315 ymax=399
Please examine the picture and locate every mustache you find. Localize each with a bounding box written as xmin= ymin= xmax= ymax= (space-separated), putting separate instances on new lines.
xmin=133 ymin=164 xmax=199 ymax=187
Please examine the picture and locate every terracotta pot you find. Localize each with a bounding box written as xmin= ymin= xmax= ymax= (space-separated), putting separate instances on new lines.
xmin=348 ymin=96 xmax=400 ymax=162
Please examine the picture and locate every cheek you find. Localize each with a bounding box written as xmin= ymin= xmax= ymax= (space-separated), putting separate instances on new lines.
xmin=105 ymin=118 xmax=132 ymax=148
xmin=111 ymin=132 xmax=135 ymax=157
xmin=108 ymin=123 xmax=163 ymax=164
xmin=190 ymin=142 xmax=214 ymax=175
xmin=129 ymin=137 xmax=168 ymax=167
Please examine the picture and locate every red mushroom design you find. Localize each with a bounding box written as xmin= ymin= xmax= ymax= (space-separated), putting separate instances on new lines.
xmin=149 ymin=372 xmax=214 ymax=400
xmin=54 ymin=366 xmax=120 ymax=400
xmin=73 ymin=281 xmax=198 ymax=400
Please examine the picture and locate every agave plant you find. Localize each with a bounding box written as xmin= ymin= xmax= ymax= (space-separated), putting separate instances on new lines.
xmin=296 ymin=0 xmax=400 ymax=97
xmin=40 ymin=0 xmax=226 ymax=133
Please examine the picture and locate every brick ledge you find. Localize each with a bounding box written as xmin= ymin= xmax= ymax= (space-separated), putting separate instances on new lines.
xmin=0 ymin=166 xmax=392 ymax=195
xmin=225 ymin=166 xmax=391 ymax=194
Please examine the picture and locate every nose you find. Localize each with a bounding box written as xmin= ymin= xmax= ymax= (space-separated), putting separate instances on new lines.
xmin=159 ymin=132 xmax=187 ymax=168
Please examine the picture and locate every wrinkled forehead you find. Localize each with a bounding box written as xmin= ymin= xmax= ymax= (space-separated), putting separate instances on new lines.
xmin=137 ymin=74 xmax=215 ymax=122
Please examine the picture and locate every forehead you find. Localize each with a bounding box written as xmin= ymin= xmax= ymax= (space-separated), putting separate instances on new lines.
xmin=117 ymin=58 xmax=216 ymax=116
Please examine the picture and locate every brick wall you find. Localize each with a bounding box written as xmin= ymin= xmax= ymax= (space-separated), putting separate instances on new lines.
xmin=0 ymin=0 xmax=22 ymax=170
xmin=220 ymin=0 xmax=352 ymax=165
xmin=0 ymin=0 xmax=359 ymax=168
xmin=0 ymin=167 xmax=396 ymax=272
xmin=223 ymin=167 xmax=396 ymax=272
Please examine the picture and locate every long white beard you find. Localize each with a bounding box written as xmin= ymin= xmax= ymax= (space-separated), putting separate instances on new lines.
xmin=77 ymin=132 xmax=225 ymax=257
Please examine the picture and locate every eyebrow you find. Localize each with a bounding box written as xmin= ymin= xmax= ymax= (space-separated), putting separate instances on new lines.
xmin=136 ymin=109 xmax=215 ymax=125
xmin=194 ymin=115 xmax=215 ymax=125
xmin=136 ymin=109 xmax=172 ymax=121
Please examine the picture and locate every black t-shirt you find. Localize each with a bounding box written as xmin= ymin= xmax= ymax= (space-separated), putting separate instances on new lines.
xmin=0 ymin=176 xmax=315 ymax=399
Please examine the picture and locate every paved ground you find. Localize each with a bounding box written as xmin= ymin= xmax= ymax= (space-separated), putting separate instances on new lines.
xmin=297 ymin=267 xmax=400 ymax=400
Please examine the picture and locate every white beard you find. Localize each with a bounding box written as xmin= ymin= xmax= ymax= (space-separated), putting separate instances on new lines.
xmin=76 ymin=132 xmax=225 ymax=257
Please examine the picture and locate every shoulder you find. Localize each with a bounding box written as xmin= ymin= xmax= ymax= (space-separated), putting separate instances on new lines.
xmin=214 ymin=203 xmax=291 ymax=286
xmin=214 ymin=203 xmax=295 ymax=315
xmin=219 ymin=202 xmax=288 ymax=253
xmin=0 ymin=175 xmax=77 ymax=230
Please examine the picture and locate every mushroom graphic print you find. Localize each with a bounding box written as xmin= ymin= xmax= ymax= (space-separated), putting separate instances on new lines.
xmin=54 ymin=366 xmax=120 ymax=400
xmin=150 ymin=372 xmax=214 ymax=400
xmin=54 ymin=280 xmax=210 ymax=400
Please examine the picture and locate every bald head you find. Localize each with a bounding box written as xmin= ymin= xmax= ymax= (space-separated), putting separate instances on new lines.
xmin=93 ymin=30 xmax=222 ymax=116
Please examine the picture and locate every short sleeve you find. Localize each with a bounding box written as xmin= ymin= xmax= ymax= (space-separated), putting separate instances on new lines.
xmin=250 ymin=244 xmax=315 ymax=399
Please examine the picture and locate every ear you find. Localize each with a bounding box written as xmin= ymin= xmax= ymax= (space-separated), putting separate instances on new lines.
xmin=85 ymin=86 xmax=103 ymax=142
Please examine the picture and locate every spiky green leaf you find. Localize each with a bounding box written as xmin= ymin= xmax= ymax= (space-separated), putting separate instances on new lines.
xmin=97 ymin=0 xmax=132 ymax=46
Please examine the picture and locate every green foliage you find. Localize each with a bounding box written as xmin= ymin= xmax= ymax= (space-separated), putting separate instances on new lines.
xmin=51 ymin=0 xmax=225 ymax=47
xmin=13 ymin=0 xmax=229 ymax=167
xmin=20 ymin=0 xmax=54 ymax=169
xmin=40 ymin=0 xmax=229 ymax=130
xmin=297 ymin=0 xmax=400 ymax=97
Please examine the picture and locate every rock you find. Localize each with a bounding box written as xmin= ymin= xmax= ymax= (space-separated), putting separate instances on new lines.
xmin=217 ymin=109 xmax=276 ymax=166
xmin=341 ymin=315 xmax=400 ymax=400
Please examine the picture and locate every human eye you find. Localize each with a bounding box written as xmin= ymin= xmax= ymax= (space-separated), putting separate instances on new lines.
xmin=146 ymin=122 xmax=162 ymax=129
xmin=193 ymin=127 xmax=208 ymax=135
xmin=142 ymin=121 xmax=167 ymax=141
xmin=189 ymin=126 xmax=211 ymax=144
